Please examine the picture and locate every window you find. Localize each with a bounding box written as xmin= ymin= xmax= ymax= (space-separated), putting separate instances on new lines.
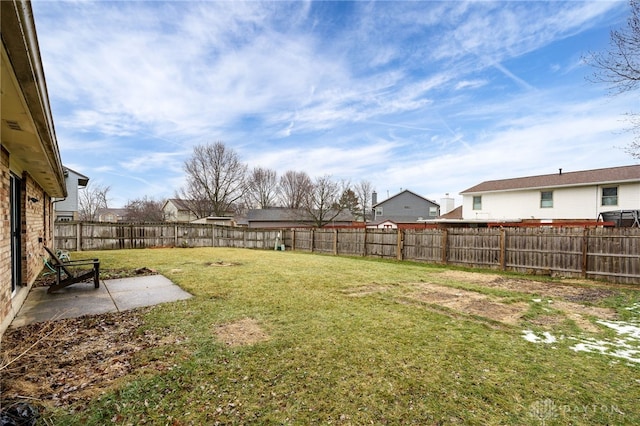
xmin=602 ymin=187 xmax=618 ymax=206
xmin=375 ymin=207 xmax=383 ymax=218
xmin=429 ymin=206 xmax=438 ymax=216
xmin=540 ymin=191 xmax=553 ymax=208
xmin=472 ymin=196 xmax=482 ymax=210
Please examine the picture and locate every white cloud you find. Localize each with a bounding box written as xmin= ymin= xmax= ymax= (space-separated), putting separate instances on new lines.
xmin=454 ymin=79 xmax=488 ymax=91
xmin=31 ymin=0 xmax=634 ymax=207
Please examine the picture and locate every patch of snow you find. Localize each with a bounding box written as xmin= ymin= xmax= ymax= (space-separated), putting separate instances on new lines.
xmin=596 ymin=320 xmax=640 ymax=339
xmin=625 ymin=303 xmax=640 ymax=312
xmin=532 ymin=298 xmax=542 ymax=303
xmin=570 ymin=336 xmax=640 ymax=364
xmin=569 ymin=317 xmax=640 ymax=364
xmin=522 ymin=330 xmax=557 ymax=344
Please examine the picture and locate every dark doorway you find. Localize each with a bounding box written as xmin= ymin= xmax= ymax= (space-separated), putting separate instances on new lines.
xmin=10 ymin=173 xmax=22 ymax=294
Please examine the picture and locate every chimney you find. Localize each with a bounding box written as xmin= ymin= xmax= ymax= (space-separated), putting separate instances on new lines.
xmin=372 ymin=191 xmax=378 ymax=206
xmin=440 ymin=193 xmax=455 ymax=215
xmin=559 ymin=168 xmax=562 ymax=175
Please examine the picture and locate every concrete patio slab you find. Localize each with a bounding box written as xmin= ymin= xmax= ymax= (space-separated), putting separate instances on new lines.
xmin=10 ymin=275 xmax=192 ymax=328
xmin=106 ymin=275 xmax=192 ymax=311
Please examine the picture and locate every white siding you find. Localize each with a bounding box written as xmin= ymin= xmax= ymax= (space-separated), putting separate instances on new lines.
xmin=54 ymin=170 xmax=84 ymax=219
xmin=462 ymin=182 xmax=640 ymax=221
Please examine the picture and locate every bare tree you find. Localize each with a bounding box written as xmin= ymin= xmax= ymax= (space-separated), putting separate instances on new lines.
xmin=586 ymin=0 xmax=640 ymax=157
xmin=279 ymin=170 xmax=313 ymax=209
xmin=246 ymin=167 xmax=279 ymax=208
xmin=124 ymin=196 xmax=165 ymax=222
xmin=353 ymin=180 xmax=374 ymax=222
xmin=178 ymin=142 xmax=248 ymax=217
xmin=78 ymin=182 xmax=110 ymax=221
xmin=303 ymin=175 xmax=344 ymax=227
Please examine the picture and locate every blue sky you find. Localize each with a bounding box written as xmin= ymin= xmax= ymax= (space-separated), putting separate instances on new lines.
xmin=32 ymin=0 xmax=638 ymax=208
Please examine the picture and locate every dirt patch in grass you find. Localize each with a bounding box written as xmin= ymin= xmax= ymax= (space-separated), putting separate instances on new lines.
xmin=204 ymin=261 xmax=240 ymax=267
xmin=345 ymin=274 xmax=621 ymax=329
xmin=411 ymin=271 xmax=620 ymax=329
xmin=407 ymin=283 xmax=528 ymax=325
xmin=344 ymin=283 xmax=397 ymax=297
xmin=214 ymin=318 xmax=269 ymax=347
xmin=438 ymin=270 xmax=617 ymax=302
xmin=0 ymin=308 xmax=185 ymax=410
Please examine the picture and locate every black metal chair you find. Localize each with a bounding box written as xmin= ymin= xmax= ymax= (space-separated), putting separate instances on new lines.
xmin=43 ymin=246 xmax=100 ymax=293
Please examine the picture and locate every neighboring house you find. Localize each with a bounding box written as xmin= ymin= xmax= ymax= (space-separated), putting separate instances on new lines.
xmin=162 ymin=199 xmax=199 ymax=222
xmin=244 ymin=208 xmax=355 ymax=228
xmin=190 ymin=216 xmax=235 ymax=226
xmin=54 ymin=167 xmax=89 ymax=221
xmin=371 ymin=190 xmax=440 ymax=225
xmin=367 ymin=219 xmax=400 ymax=230
xmin=439 ymin=205 xmax=463 ymax=220
xmin=1 ymin=1 xmax=67 ymax=334
xmin=459 ymin=165 xmax=640 ymax=224
xmin=97 ymin=208 xmax=127 ymax=223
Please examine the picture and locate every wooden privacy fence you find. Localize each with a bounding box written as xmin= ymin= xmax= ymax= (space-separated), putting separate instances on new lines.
xmin=55 ymin=222 xmax=640 ymax=284
xmin=54 ymin=222 xmax=282 ymax=251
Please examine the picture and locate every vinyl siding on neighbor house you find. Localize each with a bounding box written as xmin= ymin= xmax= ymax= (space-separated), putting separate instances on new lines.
xmin=55 ymin=168 xmax=89 ymax=221
xmin=373 ymin=190 xmax=439 ymax=222
xmin=461 ymin=166 xmax=640 ymax=221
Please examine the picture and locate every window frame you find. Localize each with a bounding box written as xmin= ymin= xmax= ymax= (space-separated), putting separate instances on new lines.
xmin=540 ymin=191 xmax=553 ymax=208
xmin=472 ymin=196 xmax=482 ymax=210
xmin=601 ymin=186 xmax=618 ymax=206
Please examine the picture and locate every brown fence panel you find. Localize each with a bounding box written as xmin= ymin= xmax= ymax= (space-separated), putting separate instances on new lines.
xmin=365 ymin=229 xmax=398 ymax=259
xmin=213 ymin=226 xmax=244 ymax=248
xmin=312 ymin=229 xmax=334 ymax=254
xmin=587 ymin=227 xmax=640 ymax=284
xmin=290 ymin=229 xmax=313 ymax=252
xmin=176 ymin=224 xmax=212 ymax=248
xmin=336 ymin=229 xmax=366 ymax=256
xmin=54 ymin=222 xmax=79 ymax=251
xmin=446 ymin=228 xmax=501 ymax=269
xmin=505 ymin=227 xmax=584 ymax=277
xmin=404 ymin=229 xmax=442 ymax=263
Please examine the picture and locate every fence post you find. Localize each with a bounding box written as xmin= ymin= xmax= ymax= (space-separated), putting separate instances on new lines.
xmin=499 ymin=228 xmax=506 ymax=270
xmin=582 ymin=227 xmax=589 ymax=279
xmin=363 ymin=227 xmax=367 ymax=257
xmin=334 ymin=229 xmax=339 ymax=255
xmin=311 ymin=228 xmax=315 ymax=253
xmin=76 ymin=222 xmax=82 ymax=251
xmin=397 ymin=229 xmax=404 ymax=261
xmin=441 ymin=228 xmax=448 ymax=264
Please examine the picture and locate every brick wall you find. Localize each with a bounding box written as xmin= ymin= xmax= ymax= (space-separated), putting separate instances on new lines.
xmin=23 ymin=172 xmax=48 ymax=285
xmin=0 ymin=153 xmax=54 ymax=334
xmin=0 ymin=147 xmax=10 ymax=329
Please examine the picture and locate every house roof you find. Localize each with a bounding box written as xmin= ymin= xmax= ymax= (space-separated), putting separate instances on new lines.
xmin=247 ymin=208 xmax=354 ymax=223
xmin=370 ymin=215 xmax=431 ymax=224
xmin=163 ymin=198 xmax=194 ymax=211
xmin=439 ymin=205 xmax=463 ymax=220
xmin=461 ymin=165 xmax=640 ymax=194
xmin=64 ymin=166 xmax=89 ymax=187
xmin=97 ymin=208 xmax=127 ymax=217
xmin=373 ymin=189 xmax=439 ymax=208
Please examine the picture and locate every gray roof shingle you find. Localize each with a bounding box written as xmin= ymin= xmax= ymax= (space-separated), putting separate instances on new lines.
xmin=461 ymin=165 xmax=640 ymax=194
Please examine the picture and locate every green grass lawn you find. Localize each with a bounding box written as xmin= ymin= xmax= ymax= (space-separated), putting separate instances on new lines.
xmin=45 ymin=248 xmax=640 ymax=425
